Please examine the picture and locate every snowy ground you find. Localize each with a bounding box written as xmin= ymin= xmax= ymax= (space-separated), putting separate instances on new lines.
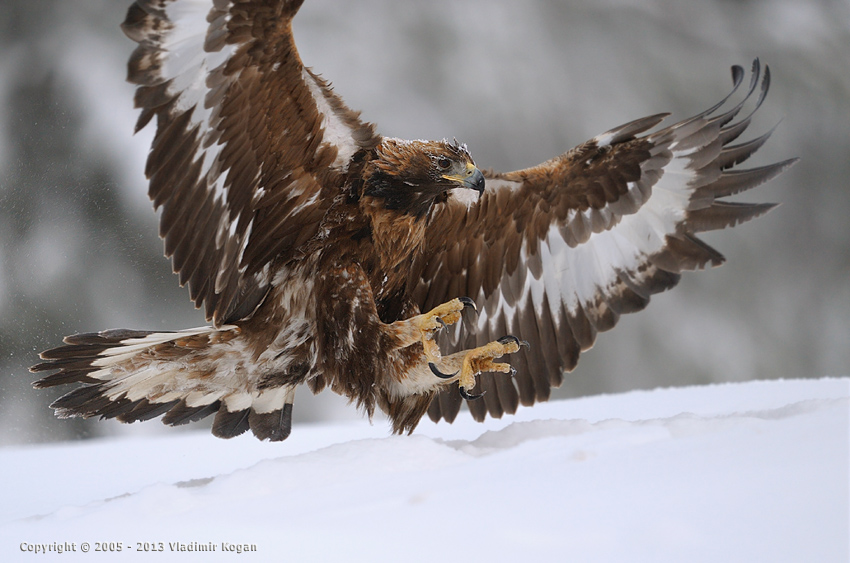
xmin=1 ymin=378 xmax=847 ymax=562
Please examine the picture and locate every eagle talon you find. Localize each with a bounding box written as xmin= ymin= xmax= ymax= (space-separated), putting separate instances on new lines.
xmin=459 ymin=387 xmax=485 ymax=401
xmin=458 ymin=297 xmax=478 ymax=314
xmin=429 ymin=362 xmax=458 ymax=379
xmin=497 ymin=335 xmax=529 ymax=348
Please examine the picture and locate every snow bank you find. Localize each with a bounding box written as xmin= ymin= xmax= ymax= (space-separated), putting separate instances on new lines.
xmin=1 ymin=378 xmax=847 ymax=562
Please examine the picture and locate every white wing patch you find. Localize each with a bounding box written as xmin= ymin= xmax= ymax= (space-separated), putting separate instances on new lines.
xmin=161 ymin=1 xmax=237 ymax=117
xmin=302 ymin=68 xmax=361 ymax=171
xmin=546 ymin=148 xmax=684 ymax=315
xmin=475 ymin=116 xmax=721 ymax=342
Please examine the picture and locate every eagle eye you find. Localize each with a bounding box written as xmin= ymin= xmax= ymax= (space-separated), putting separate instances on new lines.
xmin=437 ymin=157 xmax=452 ymax=170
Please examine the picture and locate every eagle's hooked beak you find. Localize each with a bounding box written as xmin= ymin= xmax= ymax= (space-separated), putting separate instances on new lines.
xmin=443 ymin=162 xmax=485 ymax=195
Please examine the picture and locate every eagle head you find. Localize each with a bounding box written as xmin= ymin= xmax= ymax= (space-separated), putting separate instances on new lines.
xmin=361 ymin=138 xmax=485 ymax=218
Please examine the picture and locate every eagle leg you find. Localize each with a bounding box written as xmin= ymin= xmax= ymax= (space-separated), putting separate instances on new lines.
xmin=402 ymin=297 xmax=476 ymax=363
xmin=431 ymin=336 xmax=528 ymax=400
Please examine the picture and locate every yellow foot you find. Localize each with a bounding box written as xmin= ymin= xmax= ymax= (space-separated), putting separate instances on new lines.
xmin=410 ymin=297 xmax=476 ymax=363
xmin=429 ymin=336 xmax=529 ymax=400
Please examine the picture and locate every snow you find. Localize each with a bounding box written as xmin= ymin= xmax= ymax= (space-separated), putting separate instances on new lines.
xmin=1 ymin=378 xmax=847 ymax=562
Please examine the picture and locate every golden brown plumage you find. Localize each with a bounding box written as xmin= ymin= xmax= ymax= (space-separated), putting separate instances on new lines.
xmin=31 ymin=0 xmax=795 ymax=441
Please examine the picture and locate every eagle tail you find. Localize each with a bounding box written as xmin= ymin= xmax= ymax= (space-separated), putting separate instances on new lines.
xmin=31 ymin=327 xmax=294 ymax=441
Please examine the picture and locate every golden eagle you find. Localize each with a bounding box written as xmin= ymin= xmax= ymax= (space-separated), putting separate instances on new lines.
xmin=32 ymin=0 xmax=796 ymax=441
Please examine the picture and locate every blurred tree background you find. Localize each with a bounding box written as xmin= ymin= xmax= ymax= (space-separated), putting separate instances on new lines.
xmin=1 ymin=0 xmax=847 ymax=444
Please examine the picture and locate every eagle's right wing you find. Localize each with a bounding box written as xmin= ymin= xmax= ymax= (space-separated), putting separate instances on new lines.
xmin=123 ymin=0 xmax=379 ymax=326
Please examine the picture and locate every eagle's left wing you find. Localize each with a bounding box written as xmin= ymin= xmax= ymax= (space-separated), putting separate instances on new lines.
xmin=412 ymin=61 xmax=796 ymax=424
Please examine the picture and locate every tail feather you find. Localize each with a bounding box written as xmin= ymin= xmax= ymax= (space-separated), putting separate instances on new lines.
xmin=213 ymin=408 xmax=251 ymax=439
xmin=50 ymin=384 xmax=113 ymax=417
xmin=249 ymin=404 xmax=294 ymax=441
xmin=161 ymin=400 xmax=221 ymax=426
xmin=121 ymin=399 xmax=182 ymax=423
xmin=32 ymin=327 xmax=297 ymax=441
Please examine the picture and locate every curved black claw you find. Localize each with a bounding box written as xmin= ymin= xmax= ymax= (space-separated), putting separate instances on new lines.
xmin=458 ymin=297 xmax=478 ymax=314
xmin=435 ymin=318 xmax=448 ymax=330
xmin=497 ymin=335 xmax=530 ymax=348
xmin=459 ymin=387 xmax=486 ymax=401
xmin=429 ymin=362 xmax=458 ymax=379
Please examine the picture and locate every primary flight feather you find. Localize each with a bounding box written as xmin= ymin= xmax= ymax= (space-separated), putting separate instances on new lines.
xmin=32 ymin=0 xmax=796 ymax=441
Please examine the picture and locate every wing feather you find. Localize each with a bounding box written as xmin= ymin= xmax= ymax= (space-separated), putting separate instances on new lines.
xmin=417 ymin=61 xmax=797 ymax=423
xmin=123 ymin=0 xmax=379 ymax=326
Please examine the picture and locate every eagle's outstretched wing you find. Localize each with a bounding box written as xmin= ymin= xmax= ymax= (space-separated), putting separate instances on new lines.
xmin=413 ymin=61 xmax=797 ymax=424
xmin=123 ymin=0 xmax=378 ymax=326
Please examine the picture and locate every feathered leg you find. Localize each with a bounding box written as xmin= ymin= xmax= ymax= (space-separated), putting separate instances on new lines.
xmin=388 ymin=297 xmax=477 ymax=362
xmin=385 ymin=297 xmax=527 ymax=401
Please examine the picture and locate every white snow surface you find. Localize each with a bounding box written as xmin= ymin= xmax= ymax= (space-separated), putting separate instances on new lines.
xmin=1 ymin=378 xmax=847 ymax=562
